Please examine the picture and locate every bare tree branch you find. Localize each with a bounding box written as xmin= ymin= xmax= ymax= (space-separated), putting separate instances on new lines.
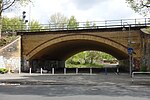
xmin=2 ymin=0 xmax=16 ymax=11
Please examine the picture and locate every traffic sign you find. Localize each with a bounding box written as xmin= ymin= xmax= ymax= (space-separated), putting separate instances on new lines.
xmin=127 ymin=47 xmax=133 ymax=54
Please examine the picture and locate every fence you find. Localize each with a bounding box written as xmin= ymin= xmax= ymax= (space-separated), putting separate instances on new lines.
xmin=2 ymin=18 xmax=150 ymax=32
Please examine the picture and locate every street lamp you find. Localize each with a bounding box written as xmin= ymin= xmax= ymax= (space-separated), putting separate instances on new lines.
xmin=123 ymin=22 xmax=133 ymax=77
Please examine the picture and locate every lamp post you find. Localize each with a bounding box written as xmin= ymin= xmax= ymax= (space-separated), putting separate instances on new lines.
xmin=123 ymin=22 xmax=133 ymax=77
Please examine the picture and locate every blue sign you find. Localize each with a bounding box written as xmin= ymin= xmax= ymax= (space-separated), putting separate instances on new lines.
xmin=127 ymin=47 xmax=133 ymax=54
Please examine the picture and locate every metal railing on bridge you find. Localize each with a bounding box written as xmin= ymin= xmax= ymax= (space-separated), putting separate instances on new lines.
xmin=2 ymin=18 xmax=150 ymax=33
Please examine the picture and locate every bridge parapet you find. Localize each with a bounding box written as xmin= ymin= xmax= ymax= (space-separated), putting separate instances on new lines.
xmin=3 ymin=18 xmax=150 ymax=33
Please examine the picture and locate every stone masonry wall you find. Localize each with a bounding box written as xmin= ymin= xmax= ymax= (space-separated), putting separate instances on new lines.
xmin=0 ymin=37 xmax=21 ymax=72
xmin=141 ymin=29 xmax=150 ymax=71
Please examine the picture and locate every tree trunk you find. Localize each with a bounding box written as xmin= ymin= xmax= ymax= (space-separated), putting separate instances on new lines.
xmin=0 ymin=0 xmax=2 ymax=39
xmin=0 ymin=12 xmax=2 ymax=39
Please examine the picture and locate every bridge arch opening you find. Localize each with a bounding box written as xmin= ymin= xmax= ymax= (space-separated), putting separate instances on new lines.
xmin=29 ymin=39 xmax=128 ymax=61
xmin=28 ymin=34 xmax=129 ymax=61
xmin=65 ymin=50 xmax=118 ymax=68
xmin=27 ymin=34 xmax=129 ymax=72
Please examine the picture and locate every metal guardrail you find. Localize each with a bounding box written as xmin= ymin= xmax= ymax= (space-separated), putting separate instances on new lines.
xmin=131 ymin=72 xmax=150 ymax=82
xmin=2 ymin=18 xmax=150 ymax=32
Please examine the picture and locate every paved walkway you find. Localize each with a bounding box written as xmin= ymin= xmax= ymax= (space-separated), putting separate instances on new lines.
xmin=0 ymin=73 xmax=150 ymax=85
xmin=0 ymin=73 xmax=132 ymax=85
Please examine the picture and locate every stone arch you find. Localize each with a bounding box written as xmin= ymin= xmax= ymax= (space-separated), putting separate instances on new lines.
xmin=25 ymin=34 xmax=128 ymax=60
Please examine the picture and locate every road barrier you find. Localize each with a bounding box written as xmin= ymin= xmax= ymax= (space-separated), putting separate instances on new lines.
xmin=132 ymin=72 xmax=150 ymax=82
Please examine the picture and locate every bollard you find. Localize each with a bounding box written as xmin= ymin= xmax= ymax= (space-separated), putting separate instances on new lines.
xmin=90 ymin=68 xmax=92 ymax=75
xmin=116 ymin=68 xmax=119 ymax=75
xmin=29 ymin=68 xmax=32 ymax=75
xmin=52 ymin=68 xmax=54 ymax=75
xmin=41 ymin=68 xmax=43 ymax=75
xmin=64 ymin=68 xmax=66 ymax=75
xmin=76 ymin=68 xmax=78 ymax=74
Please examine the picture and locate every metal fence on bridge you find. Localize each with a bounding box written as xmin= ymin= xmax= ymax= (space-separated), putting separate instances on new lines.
xmin=2 ymin=18 xmax=150 ymax=33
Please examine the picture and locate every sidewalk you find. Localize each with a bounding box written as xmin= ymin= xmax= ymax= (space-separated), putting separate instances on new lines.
xmin=0 ymin=73 xmax=149 ymax=85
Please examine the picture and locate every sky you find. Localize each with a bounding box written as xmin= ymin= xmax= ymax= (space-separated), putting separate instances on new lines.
xmin=3 ymin=0 xmax=148 ymax=24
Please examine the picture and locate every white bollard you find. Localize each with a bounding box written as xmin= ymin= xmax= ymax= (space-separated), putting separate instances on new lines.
xmin=29 ymin=68 xmax=32 ymax=75
xmin=52 ymin=68 xmax=54 ymax=75
xmin=64 ymin=68 xmax=66 ymax=75
xmin=41 ymin=68 xmax=43 ymax=75
xmin=90 ymin=68 xmax=92 ymax=75
xmin=76 ymin=68 xmax=78 ymax=74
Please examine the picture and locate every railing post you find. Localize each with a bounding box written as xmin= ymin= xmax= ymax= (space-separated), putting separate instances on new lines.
xmin=145 ymin=18 xmax=147 ymax=26
xmin=105 ymin=21 xmax=107 ymax=28
xmin=121 ymin=20 xmax=122 ymax=27
xmin=135 ymin=19 xmax=136 ymax=26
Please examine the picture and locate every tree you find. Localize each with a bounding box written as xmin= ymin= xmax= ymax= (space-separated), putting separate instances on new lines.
xmin=2 ymin=17 xmax=42 ymax=34
xmin=0 ymin=0 xmax=31 ymax=38
xmin=28 ymin=20 xmax=43 ymax=31
xmin=126 ymin=0 xmax=150 ymax=15
xmin=66 ymin=50 xmax=116 ymax=67
xmin=67 ymin=16 xmax=78 ymax=29
xmin=49 ymin=12 xmax=68 ymax=29
xmin=2 ymin=16 xmax=23 ymax=34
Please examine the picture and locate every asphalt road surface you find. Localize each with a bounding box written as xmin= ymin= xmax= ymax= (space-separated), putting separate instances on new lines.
xmin=0 ymin=74 xmax=150 ymax=100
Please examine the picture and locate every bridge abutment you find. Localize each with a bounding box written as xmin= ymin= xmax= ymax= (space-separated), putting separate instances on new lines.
xmin=21 ymin=59 xmax=65 ymax=72
xmin=141 ymin=30 xmax=150 ymax=71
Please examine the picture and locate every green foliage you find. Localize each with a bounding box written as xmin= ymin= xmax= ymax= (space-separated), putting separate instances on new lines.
xmin=28 ymin=20 xmax=43 ymax=31
xmin=85 ymin=21 xmax=90 ymax=27
xmin=0 ymin=38 xmax=7 ymax=46
xmin=0 ymin=35 xmax=17 ymax=47
xmin=140 ymin=65 xmax=147 ymax=72
xmin=67 ymin=16 xmax=78 ymax=29
xmin=126 ymin=0 xmax=150 ymax=15
xmin=0 ymin=68 xmax=8 ymax=74
xmin=147 ymin=27 xmax=150 ymax=33
xmin=2 ymin=16 xmax=23 ymax=32
xmin=66 ymin=63 xmax=103 ymax=68
xmin=2 ymin=16 xmax=43 ymax=32
xmin=84 ymin=21 xmax=97 ymax=29
xmin=66 ymin=50 xmax=116 ymax=68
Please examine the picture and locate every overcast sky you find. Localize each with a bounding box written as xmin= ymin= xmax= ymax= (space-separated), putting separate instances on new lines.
xmin=3 ymin=0 xmax=148 ymax=24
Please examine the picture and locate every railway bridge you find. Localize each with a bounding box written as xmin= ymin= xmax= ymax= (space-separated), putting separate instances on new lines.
xmin=17 ymin=18 xmax=150 ymax=72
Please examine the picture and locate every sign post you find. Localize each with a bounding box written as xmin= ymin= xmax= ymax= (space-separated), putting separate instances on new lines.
xmin=127 ymin=47 xmax=133 ymax=77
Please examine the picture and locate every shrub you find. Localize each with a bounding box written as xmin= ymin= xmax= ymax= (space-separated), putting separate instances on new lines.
xmin=140 ymin=65 xmax=147 ymax=72
xmin=0 ymin=68 xmax=8 ymax=74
